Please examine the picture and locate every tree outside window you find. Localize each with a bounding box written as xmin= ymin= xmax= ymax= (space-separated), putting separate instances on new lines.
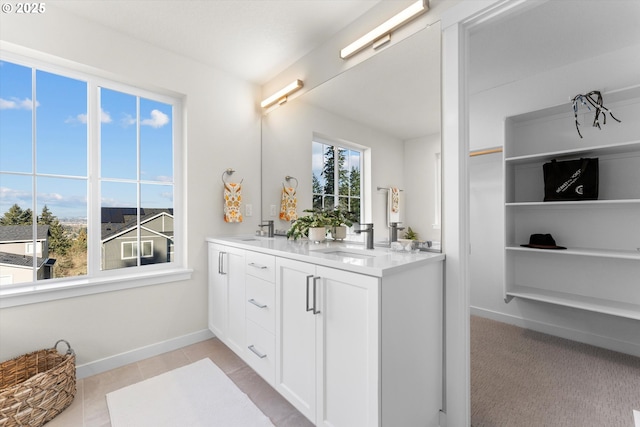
xmin=312 ymin=140 xmax=361 ymax=221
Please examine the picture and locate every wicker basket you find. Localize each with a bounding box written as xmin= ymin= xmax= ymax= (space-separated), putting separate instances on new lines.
xmin=0 ymin=340 xmax=76 ymax=427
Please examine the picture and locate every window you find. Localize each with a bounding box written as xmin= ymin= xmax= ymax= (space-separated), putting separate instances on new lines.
xmin=121 ymin=241 xmax=153 ymax=260
xmin=312 ymin=138 xmax=362 ymax=219
xmin=0 ymin=53 xmax=183 ymax=298
xmin=25 ymin=242 xmax=43 ymax=255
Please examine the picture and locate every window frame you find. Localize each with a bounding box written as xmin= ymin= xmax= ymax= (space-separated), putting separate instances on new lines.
xmin=121 ymin=240 xmax=154 ymax=260
xmin=0 ymin=49 xmax=190 ymax=309
xmin=311 ymin=135 xmax=364 ymax=219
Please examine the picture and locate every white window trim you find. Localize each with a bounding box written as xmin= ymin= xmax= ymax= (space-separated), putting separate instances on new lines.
xmin=312 ymin=134 xmax=365 ymax=215
xmin=25 ymin=241 xmax=43 ymax=255
xmin=121 ymin=240 xmax=154 ymax=260
xmin=0 ymin=47 xmax=190 ymax=308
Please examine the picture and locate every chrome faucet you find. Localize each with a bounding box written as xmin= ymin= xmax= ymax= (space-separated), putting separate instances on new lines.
xmin=259 ymin=220 xmax=274 ymax=238
xmin=389 ymin=222 xmax=404 ymax=243
xmin=355 ymin=223 xmax=374 ymax=249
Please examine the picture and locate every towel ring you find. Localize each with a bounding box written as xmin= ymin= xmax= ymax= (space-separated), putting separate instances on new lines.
xmin=284 ymin=175 xmax=298 ymax=190
xmin=222 ymin=168 xmax=243 ymax=185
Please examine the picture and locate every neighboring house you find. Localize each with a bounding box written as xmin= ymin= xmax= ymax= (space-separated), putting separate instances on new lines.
xmin=0 ymin=225 xmax=55 ymax=285
xmin=101 ymin=208 xmax=174 ymax=270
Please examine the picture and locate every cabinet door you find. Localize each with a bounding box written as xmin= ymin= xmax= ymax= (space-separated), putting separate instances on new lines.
xmin=225 ymin=247 xmax=246 ymax=356
xmin=317 ymin=266 xmax=379 ymax=427
xmin=207 ymin=243 xmax=245 ymax=356
xmin=275 ymin=258 xmax=317 ymax=423
xmin=208 ymin=243 xmax=227 ymax=338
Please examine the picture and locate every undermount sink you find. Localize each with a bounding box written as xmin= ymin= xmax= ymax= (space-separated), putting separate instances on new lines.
xmin=318 ymin=250 xmax=376 ymax=259
xmin=309 ymin=247 xmax=388 ymax=261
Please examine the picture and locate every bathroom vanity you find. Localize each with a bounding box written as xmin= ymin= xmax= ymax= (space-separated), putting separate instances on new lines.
xmin=207 ymin=236 xmax=445 ymax=427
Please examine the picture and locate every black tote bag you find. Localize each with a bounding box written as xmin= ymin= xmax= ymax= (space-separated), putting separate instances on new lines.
xmin=543 ymin=158 xmax=599 ymax=201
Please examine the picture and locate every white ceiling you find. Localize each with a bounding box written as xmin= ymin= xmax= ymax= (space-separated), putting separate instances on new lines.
xmin=468 ymin=0 xmax=640 ymax=95
xmin=51 ymin=0 xmax=383 ymax=85
xmin=49 ymin=1 xmax=640 ymax=141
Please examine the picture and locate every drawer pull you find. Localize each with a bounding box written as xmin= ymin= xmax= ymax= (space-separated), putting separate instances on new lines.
xmin=312 ymin=276 xmax=321 ymax=315
xmin=218 ymin=252 xmax=227 ymax=275
xmin=248 ymin=345 xmax=267 ymax=359
xmin=248 ymin=262 xmax=268 ymax=270
xmin=306 ymin=275 xmax=314 ymax=312
xmin=248 ymin=298 xmax=267 ymax=309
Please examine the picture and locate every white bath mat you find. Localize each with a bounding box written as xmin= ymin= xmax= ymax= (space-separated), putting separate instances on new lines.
xmin=106 ymin=358 xmax=274 ymax=427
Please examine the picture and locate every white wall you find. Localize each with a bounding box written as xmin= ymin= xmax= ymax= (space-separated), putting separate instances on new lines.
xmin=469 ymin=43 xmax=640 ymax=356
xmin=404 ymin=133 xmax=441 ymax=243
xmin=0 ymin=5 xmax=261 ymax=374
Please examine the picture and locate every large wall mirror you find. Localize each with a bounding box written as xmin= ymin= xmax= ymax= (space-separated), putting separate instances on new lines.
xmin=261 ymin=22 xmax=441 ymax=251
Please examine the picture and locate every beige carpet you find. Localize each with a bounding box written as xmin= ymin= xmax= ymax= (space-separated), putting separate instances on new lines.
xmin=107 ymin=358 xmax=274 ymax=427
xmin=471 ymin=315 xmax=640 ymax=427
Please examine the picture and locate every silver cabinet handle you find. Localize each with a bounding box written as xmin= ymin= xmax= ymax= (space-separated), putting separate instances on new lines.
xmin=312 ymin=276 xmax=321 ymax=315
xmin=248 ymin=345 xmax=267 ymax=359
xmin=248 ymin=262 xmax=268 ymax=270
xmin=306 ymin=274 xmax=314 ymax=312
xmin=218 ymin=252 xmax=227 ymax=275
xmin=248 ymin=298 xmax=267 ymax=309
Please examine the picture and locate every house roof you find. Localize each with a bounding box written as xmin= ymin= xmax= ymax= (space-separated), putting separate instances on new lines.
xmin=0 ymin=251 xmax=47 ymax=268
xmin=0 ymin=225 xmax=50 ymax=243
xmin=101 ymin=208 xmax=173 ymax=241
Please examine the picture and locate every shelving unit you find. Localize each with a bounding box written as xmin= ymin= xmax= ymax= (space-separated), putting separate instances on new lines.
xmin=503 ymin=86 xmax=640 ymax=320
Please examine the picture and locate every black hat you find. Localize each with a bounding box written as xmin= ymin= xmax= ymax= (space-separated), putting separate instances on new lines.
xmin=521 ymin=234 xmax=566 ymax=250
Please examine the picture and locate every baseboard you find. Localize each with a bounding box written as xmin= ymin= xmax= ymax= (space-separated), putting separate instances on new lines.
xmin=76 ymin=329 xmax=215 ymax=379
xmin=470 ymin=306 xmax=640 ymax=358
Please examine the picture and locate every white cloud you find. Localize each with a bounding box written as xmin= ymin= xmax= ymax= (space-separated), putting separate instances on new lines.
xmin=155 ymin=175 xmax=173 ymax=183
xmin=101 ymin=109 xmax=112 ymax=124
xmin=65 ymin=108 xmax=111 ymax=125
xmin=121 ymin=114 xmax=137 ymax=127
xmin=141 ymin=109 xmax=170 ymax=128
xmin=0 ymin=97 xmax=38 ymax=110
xmin=66 ymin=113 xmax=87 ymax=124
xmin=0 ymin=186 xmax=31 ymax=200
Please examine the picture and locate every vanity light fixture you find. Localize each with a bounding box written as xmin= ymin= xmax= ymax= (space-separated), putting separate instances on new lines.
xmin=260 ymin=79 xmax=304 ymax=108
xmin=340 ymin=0 xmax=428 ymax=59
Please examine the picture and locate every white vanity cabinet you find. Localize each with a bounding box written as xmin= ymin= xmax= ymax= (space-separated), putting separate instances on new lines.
xmin=275 ymin=257 xmax=379 ymax=426
xmin=207 ymin=237 xmax=444 ymax=427
xmin=244 ymin=251 xmax=277 ymax=385
xmin=207 ymin=243 xmax=246 ymax=356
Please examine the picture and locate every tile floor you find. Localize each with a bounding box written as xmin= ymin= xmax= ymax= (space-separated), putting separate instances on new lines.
xmin=47 ymin=338 xmax=313 ymax=427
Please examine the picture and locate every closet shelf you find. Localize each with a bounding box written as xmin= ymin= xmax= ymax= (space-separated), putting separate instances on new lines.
xmin=506 ymin=246 xmax=640 ymax=260
xmin=506 ymin=199 xmax=640 ymax=207
xmin=505 ymin=139 xmax=640 ymax=164
xmin=505 ymin=285 xmax=640 ymax=321
xmin=504 ymin=87 xmax=640 ymax=319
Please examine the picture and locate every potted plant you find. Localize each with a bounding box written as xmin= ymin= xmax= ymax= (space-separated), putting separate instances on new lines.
xmin=398 ymin=226 xmax=419 ymax=251
xmin=286 ymin=209 xmax=330 ymax=242
xmin=324 ymin=206 xmax=358 ymax=240
xmin=403 ymin=226 xmax=419 ymax=240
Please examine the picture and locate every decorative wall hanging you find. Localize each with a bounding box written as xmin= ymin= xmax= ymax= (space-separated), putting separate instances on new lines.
xmin=279 ymin=176 xmax=298 ymax=221
xmin=222 ymin=169 xmax=243 ymax=223
xmin=571 ymin=90 xmax=621 ymax=138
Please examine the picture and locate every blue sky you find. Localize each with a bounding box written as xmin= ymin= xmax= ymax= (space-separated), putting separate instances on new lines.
xmin=0 ymin=60 xmax=173 ymax=219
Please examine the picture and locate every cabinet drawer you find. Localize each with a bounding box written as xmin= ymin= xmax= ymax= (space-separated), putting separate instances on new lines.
xmin=245 ymin=251 xmax=275 ymax=282
xmin=245 ymin=320 xmax=275 ymax=386
xmin=246 ymin=275 xmax=275 ymax=333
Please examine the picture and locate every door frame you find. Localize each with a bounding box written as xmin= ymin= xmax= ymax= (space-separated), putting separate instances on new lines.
xmin=440 ymin=1 xmax=533 ymax=425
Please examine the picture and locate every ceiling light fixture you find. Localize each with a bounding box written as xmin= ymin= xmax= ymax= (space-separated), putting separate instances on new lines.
xmin=260 ymin=79 xmax=304 ymax=108
xmin=340 ymin=0 xmax=428 ymax=60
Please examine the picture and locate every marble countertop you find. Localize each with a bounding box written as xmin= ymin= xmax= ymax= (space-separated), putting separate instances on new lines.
xmin=206 ymin=235 xmax=445 ymax=277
